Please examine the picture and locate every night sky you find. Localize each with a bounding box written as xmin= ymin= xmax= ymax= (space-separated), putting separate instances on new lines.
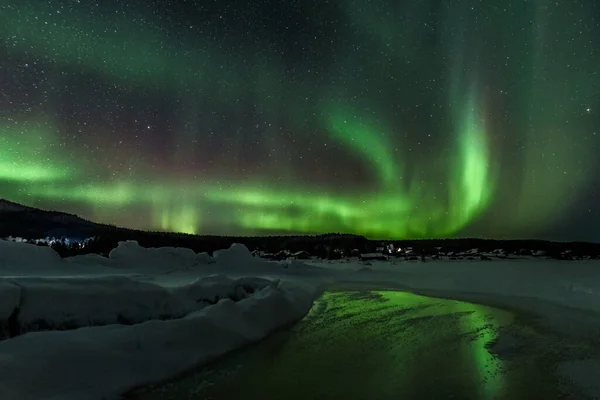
xmin=1 ymin=0 xmax=599 ymax=241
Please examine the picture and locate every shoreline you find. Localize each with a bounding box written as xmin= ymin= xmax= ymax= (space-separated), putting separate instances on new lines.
xmin=130 ymin=287 xmax=591 ymax=400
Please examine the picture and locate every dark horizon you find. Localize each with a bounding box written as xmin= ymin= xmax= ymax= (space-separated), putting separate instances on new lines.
xmin=2 ymin=197 xmax=600 ymax=246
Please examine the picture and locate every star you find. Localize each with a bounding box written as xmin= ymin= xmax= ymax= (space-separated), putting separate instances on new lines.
xmin=0 ymin=0 xmax=598 ymax=241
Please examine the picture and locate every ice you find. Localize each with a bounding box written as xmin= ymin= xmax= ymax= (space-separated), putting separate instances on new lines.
xmin=559 ymin=360 xmax=600 ymax=399
xmin=1 ymin=239 xmax=600 ymax=399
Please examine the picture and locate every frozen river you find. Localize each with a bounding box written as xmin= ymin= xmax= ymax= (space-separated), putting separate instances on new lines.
xmin=130 ymin=290 xmax=573 ymax=400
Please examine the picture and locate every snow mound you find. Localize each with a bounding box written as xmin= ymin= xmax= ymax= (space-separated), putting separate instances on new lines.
xmin=211 ymin=243 xmax=278 ymax=271
xmin=0 ymin=275 xmax=276 ymax=338
xmin=65 ymin=253 xmax=111 ymax=265
xmin=195 ymin=252 xmax=215 ymax=264
xmin=0 ymin=240 xmax=61 ymax=271
xmin=108 ymin=241 xmax=197 ymax=270
xmin=0 ymin=277 xmax=318 ymax=400
xmin=213 ymin=243 xmax=252 ymax=261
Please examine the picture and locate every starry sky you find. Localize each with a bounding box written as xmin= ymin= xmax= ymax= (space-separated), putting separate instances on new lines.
xmin=1 ymin=0 xmax=599 ymax=241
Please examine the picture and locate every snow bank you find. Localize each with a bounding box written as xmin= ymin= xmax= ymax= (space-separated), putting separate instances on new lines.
xmin=0 ymin=240 xmax=322 ymax=399
xmin=196 ymin=251 xmax=215 ymax=264
xmin=0 ymin=278 xmax=318 ymax=400
xmin=0 ymin=240 xmax=133 ymax=277
xmin=213 ymin=242 xmax=251 ymax=261
xmin=212 ymin=243 xmax=274 ymax=270
xmin=108 ymin=241 xmax=198 ymax=270
xmin=0 ymin=275 xmax=277 ymax=337
xmin=63 ymin=253 xmax=115 ymax=268
xmin=0 ymin=240 xmax=61 ymax=272
xmin=0 ymin=240 xmax=316 ymax=279
xmin=211 ymin=243 xmax=322 ymax=275
xmin=0 ymin=282 xmax=21 ymax=337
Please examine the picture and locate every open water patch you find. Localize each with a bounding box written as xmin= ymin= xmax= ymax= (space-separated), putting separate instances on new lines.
xmin=130 ymin=290 xmax=579 ymax=400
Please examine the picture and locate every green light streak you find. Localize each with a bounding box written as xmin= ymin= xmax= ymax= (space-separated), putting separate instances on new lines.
xmin=3 ymin=0 xmax=594 ymax=239
xmin=0 ymin=122 xmax=73 ymax=182
xmin=154 ymin=204 xmax=199 ymax=235
xmin=454 ymin=301 xmax=509 ymax=399
xmin=325 ymin=110 xmax=398 ymax=186
xmin=2 ymin=104 xmax=493 ymax=238
xmin=0 ymin=0 xmax=495 ymax=238
xmin=450 ymin=87 xmax=494 ymax=223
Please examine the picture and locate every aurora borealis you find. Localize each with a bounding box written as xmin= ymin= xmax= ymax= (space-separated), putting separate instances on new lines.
xmin=1 ymin=0 xmax=599 ymax=240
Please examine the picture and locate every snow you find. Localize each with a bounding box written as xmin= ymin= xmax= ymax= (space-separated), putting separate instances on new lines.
xmin=196 ymin=251 xmax=215 ymax=264
xmin=360 ymin=252 xmax=387 ymax=258
xmin=0 ymin=240 xmax=61 ymax=271
xmin=2 ymin=238 xmax=600 ymax=399
xmin=108 ymin=240 xmax=198 ymax=271
xmin=0 ymin=279 xmax=315 ymax=400
xmin=0 ymin=240 xmax=323 ymax=399
xmin=213 ymin=242 xmax=250 ymax=260
xmin=0 ymin=282 xmax=20 ymax=328
xmin=0 ymin=275 xmax=285 ymax=336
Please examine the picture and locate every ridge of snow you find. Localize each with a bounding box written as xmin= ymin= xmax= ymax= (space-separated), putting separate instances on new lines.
xmin=0 ymin=239 xmax=322 ymax=399
xmin=0 ymin=275 xmax=278 ymax=337
xmin=0 ymin=278 xmax=318 ymax=400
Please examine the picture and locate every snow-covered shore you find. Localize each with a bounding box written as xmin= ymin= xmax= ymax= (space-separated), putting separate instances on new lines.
xmin=1 ymin=239 xmax=600 ymax=399
xmin=0 ymin=241 xmax=322 ymax=400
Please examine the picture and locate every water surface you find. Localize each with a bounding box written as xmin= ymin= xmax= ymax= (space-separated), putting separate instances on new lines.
xmin=131 ymin=290 xmax=563 ymax=399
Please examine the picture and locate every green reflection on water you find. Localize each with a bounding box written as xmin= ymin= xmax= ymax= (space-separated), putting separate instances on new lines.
xmin=310 ymin=291 xmax=512 ymax=399
xmin=452 ymin=300 xmax=509 ymax=399
xmin=132 ymin=290 xmax=561 ymax=400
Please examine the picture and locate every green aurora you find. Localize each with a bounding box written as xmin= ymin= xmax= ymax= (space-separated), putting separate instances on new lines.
xmin=0 ymin=0 xmax=598 ymax=239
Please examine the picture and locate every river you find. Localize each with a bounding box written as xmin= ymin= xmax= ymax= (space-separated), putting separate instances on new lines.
xmin=129 ymin=290 xmax=571 ymax=399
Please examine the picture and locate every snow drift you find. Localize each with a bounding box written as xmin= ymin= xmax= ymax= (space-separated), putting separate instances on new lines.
xmin=0 ymin=278 xmax=316 ymax=400
xmin=0 ymin=240 xmax=322 ymax=400
xmin=108 ymin=241 xmax=198 ymax=270
xmin=0 ymin=275 xmax=278 ymax=338
xmin=0 ymin=240 xmax=61 ymax=272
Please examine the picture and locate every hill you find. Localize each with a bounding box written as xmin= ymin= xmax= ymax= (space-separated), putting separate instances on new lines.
xmin=1 ymin=199 xmax=600 ymax=259
xmin=0 ymin=199 xmax=113 ymax=239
